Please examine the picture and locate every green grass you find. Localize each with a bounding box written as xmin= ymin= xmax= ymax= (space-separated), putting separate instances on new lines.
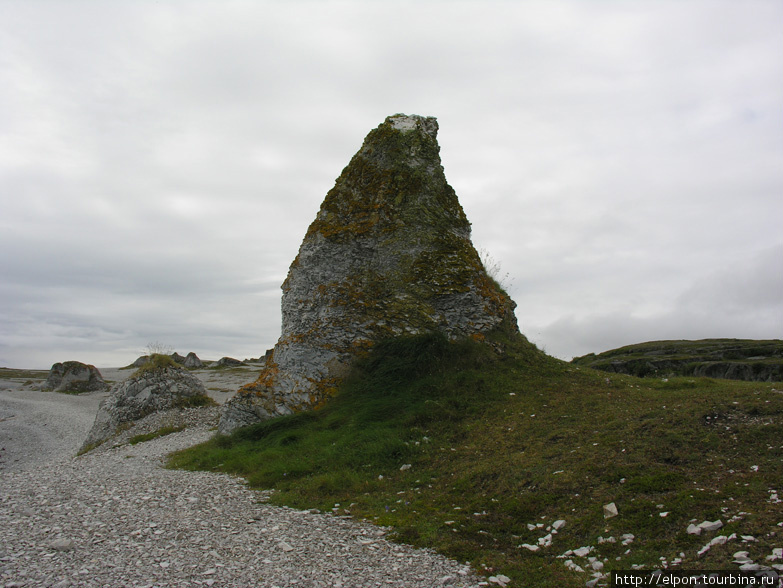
xmin=173 ymin=394 xmax=217 ymax=409
xmin=129 ymin=425 xmax=186 ymax=445
xmin=168 ymin=331 xmax=783 ymax=587
xmin=572 ymin=339 xmax=783 ymax=380
xmin=0 ymin=368 xmax=48 ymax=381
xmin=134 ymin=353 xmax=179 ymax=374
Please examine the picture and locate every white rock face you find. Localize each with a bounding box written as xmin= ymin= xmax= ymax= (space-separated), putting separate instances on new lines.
xmin=698 ymin=519 xmax=724 ymax=532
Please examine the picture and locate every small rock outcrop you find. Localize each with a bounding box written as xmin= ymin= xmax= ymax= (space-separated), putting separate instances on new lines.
xmin=130 ymin=355 xmax=150 ymax=368
xmin=215 ymin=357 xmax=244 ymax=368
xmin=80 ymin=364 xmax=209 ymax=452
xmin=183 ymin=352 xmax=203 ymax=368
xmin=43 ymin=361 xmax=109 ymax=394
xmin=219 ymin=114 xmax=518 ymax=434
xmin=171 ymin=352 xmax=187 ymax=364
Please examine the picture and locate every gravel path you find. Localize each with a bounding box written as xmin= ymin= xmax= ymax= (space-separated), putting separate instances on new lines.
xmin=0 ymin=380 xmax=485 ymax=588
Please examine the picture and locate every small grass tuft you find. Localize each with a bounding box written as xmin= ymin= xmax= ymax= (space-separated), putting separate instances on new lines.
xmin=174 ymin=394 xmax=217 ymax=409
xmin=129 ymin=425 xmax=185 ymax=445
xmin=134 ymin=353 xmax=179 ymax=375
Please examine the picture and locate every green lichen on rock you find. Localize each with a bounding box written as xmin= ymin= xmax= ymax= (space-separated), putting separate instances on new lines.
xmin=219 ymin=114 xmax=519 ymax=434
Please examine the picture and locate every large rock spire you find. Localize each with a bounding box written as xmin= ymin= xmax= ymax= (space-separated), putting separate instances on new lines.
xmin=219 ymin=114 xmax=518 ymax=434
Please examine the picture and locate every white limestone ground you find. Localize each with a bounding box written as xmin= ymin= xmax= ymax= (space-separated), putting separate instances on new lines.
xmin=0 ymin=373 xmax=483 ymax=588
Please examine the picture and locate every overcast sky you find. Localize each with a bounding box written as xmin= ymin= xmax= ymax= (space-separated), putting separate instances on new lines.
xmin=1 ymin=1 xmax=781 ymax=369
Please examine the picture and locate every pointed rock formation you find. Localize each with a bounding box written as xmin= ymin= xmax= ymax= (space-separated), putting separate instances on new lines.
xmin=219 ymin=114 xmax=518 ymax=434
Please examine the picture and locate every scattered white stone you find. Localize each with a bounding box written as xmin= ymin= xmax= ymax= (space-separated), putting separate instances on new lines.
xmin=659 ymin=512 xmax=669 ymax=517
xmin=621 ymin=534 xmax=635 ymax=545
xmin=0 ymin=398 xmax=487 ymax=588
xmin=591 ymin=561 xmax=604 ymax=571
xmin=598 ymin=536 xmax=616 ymax=544
xmin=733 ymin=551 xmax=753 ymax=565
xmin=538 ymin=534 xmax=553 ymax=547
xmin=603 ymin=503 xmax=618 ymax=519
xmin=739 ymin=563 xmax=761 ymax=571
xmin=687 ymin=524 xmax=702 ymax=535
xmin=489 ymin=574 xmax=511 ymax=586
xmin=50 ymin=538 xmax=75 ymax=551
xmin=751 ymin=465 xmax=759 ymax=472
xmin=520 ymin=543 xmax=540 ymax=552
xmin=698 ymin=520 xmax=723 ymax=532
xmin=527 ymin=524 xmax=537 ymax=531
xmin=399 ymin=464 xmax=412 ymax=471
xmin=552 ymin=520 xmax=566 ymax=531
xmin=709 ymin=535 xmax=728 ymax=547
xmin=573 ymin=546 xmax=592 ymax=557
xmin=741 ymin=535 xmax=757 ymax=542
xmin=564 ymin=560 xmax=585 ymax=573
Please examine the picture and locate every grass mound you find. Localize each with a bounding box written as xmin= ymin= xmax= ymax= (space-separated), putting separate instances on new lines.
xmin=168 ymin=331 xmax=783 ymax=587
xmin=134 ymin=353 xmax=179 ymax=374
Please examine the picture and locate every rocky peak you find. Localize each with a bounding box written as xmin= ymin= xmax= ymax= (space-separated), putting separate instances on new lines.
xmin=218 ymin=114 xmax=518 ymax=434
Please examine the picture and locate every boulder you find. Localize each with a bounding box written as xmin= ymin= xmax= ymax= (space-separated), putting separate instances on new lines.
xmin=43 ymin=361 xmax=109 ymax=394
xmin=215 ymin=357 xmax=244 ymax=367
xmin=130 ymin=355 xmax=150 ymax=368
xmin=80 ymin=365 xmax=209 ymax=452
xmin=183 ymin=352 xmax=203 ymax=368
xmin=219 ymin=114 xmax=518 ymax=434
xmin=170 ymin=352 xmax=187 ymax=364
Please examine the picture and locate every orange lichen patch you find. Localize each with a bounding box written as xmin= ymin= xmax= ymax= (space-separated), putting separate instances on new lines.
xmin=238 ymin=358 xmax=280 ymax=397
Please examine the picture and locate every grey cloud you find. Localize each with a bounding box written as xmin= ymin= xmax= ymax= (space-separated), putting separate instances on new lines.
xmin=1 ymin=1 xmax=781 ymax=368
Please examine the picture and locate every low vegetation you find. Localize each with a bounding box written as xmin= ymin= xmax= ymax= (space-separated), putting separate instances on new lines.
xmin=169 ymin=332 xmax=783 ymax=587
xmin=129 ymin=425 xmax=186 ymax=445
xmin=572 ymin=339 xmax=783 ymax=381
xmin=173 ymin=394 xmax=217 ymax=409
xmin=134 ymin=353 xmax=179 ymax=375
xmin=0 ymin=367 xmax=48 ymax=382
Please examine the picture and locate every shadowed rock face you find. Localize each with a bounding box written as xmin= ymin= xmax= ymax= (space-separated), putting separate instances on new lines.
xmin=219 ymin=114 xmax=519 ymax=434
xmin=43 ymin=361 xmax=108 ymax=394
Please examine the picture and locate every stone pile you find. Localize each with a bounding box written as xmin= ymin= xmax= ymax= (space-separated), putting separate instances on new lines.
xmin=0 ymin=414 xmax=484 ymax=587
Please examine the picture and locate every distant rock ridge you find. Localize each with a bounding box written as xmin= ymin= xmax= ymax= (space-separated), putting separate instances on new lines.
xmin=571 ymin=338 xmax=783 ymax=382
xmin=219 ymin=113 xmax=519 ymax=434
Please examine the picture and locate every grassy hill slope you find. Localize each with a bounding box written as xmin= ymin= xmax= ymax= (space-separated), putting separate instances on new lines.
xmin=169 ymin=332 xmax=783 ymax=587
xmin=572 ymin=339 xmax=783 ymax=382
